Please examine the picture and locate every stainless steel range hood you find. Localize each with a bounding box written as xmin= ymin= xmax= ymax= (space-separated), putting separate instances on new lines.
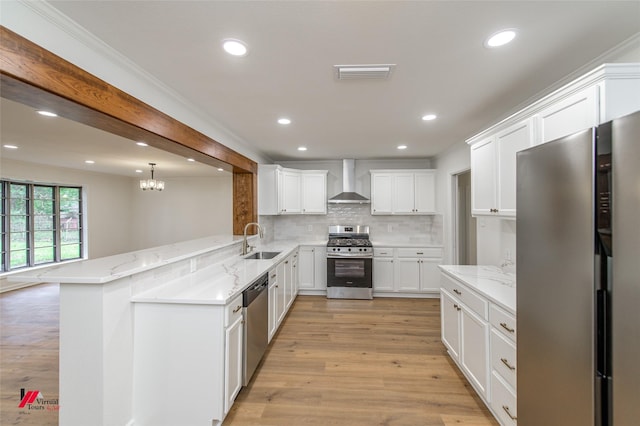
xmin=328 ymin=159 xmax=370 ymax=204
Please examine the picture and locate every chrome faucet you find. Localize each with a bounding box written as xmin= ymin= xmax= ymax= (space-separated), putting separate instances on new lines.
xmin=242 ymin=222 xmax=264 ymax=255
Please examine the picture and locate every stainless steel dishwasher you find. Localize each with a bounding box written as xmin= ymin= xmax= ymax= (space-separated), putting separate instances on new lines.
xmin=242 ymin=273 xmax=269 ymax=386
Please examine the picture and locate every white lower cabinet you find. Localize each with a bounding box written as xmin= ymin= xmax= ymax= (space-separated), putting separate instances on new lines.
xmin=373 ymin=254 xmax=395 ymax=292
xmin=224 ymin=302 xmax=244 ymax=414
xmin=373 ymin=247 xmax=442 ymax=295
xmin=298 ymin=246 xmax=327 ymax=294
xmin=440 ymin=271 xmax=517 ymax=425
xmin=267 ymin=268 xmax=278 ymax=342
xmin=441 ymin=286 xmax=489 ymax=400
xmin=440 ymin=290 xmax=461 ymax=359
xmin=491 ymin=371 xmax=518 ymax=426
xmin=459 ymin=303 xmax=490 ymax=398
xmin=268 ymin=253 xmax=298 ymax=343
xmin=132 ymin=293 xmax=244 ymax=425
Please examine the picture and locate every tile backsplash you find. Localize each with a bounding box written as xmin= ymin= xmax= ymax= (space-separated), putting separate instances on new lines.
xmin=260 ymin=204 xmax=443 ymax=245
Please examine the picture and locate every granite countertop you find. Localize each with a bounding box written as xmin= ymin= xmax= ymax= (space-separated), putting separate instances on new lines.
xmin=132 ymin=241 xmax=300 ymax=306
xmin=438 ymin=265 xmax=516 ymax=314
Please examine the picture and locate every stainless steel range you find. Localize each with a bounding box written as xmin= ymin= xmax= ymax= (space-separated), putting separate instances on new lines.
xmin=326 ymin=225 xmax=373 ymax=299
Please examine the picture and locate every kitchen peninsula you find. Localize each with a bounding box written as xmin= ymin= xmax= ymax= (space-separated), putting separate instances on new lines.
xmin=9 ymin=235 xmax=307 ymax=426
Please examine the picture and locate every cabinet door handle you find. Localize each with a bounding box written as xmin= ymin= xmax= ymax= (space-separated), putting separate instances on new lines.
xmin=416 ymin=252 xmax=424 ymax=255
xmin=502 ymin=405 xmax=517 ymax=420
xmin=271 ymin=274 xmax=276 ymax=279
xmin=233 ymin=305 xmax=242 ymax=314
xmin=500 ymin=322 xmax=515 ymax=333
xmin=453 ymin=289 xmax=462 ymax=295
xmin=501 ymin=358 xmax=516 ymax=370
xmin=285 ymin=261 xmax=289 ymax=264
xmin=453 ymin=304 xmax=461 ymax=311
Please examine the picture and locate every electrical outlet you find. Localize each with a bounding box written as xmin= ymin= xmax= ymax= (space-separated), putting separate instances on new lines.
xmin=307 ymin=224 xmax=313 ymax=232
xmin=190 ymin=258 xmax=197 ymax=273
xmin=505 ymin=249 xmax=511 ymax=260
xmin=387 ymin=224 xmax=393 ymax=232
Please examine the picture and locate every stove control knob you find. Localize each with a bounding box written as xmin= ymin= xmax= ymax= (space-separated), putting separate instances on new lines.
xmin=348 ymin=248 xmax=351 ymax=252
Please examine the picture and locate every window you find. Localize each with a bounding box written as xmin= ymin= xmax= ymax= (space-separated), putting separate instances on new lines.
xmin=1 ymin=180 xmax=83 ymax=272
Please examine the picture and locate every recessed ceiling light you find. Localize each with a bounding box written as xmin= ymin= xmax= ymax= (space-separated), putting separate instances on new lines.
xmin=85 ymin=160 xmax=95 ymax=164
xmin=37 ymin=110 xmax=58 ymax=117
xmin=3 ymin=144 xmax=18 ymax=149
xmin=187 ymin=158 xmax=195 ymax=162
xmin=397 ymin=145 xmax=408 ymax=150
xmin=298 ymin=146 xmax=307 ymax=151
xmin=278 ymin=118 xmax=291 ymax=125
xmin=217 ymin=168 xmax=224 ymax=172
xmin=222 ymin=39 xmax=248 ymax=56
xmin=136 ymin=142 xmax=148 ymax=147
xmin=485 ymin=29 xmax=517 ymax=48
xmin=135 ymin=169 xmax=143 ymax=173
xmin=422 ymin=114 xmax=437 ymax=121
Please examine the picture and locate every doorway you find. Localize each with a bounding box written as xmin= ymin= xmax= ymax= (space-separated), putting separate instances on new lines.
xmin=454 ymin=171 xmax=477 ymax=265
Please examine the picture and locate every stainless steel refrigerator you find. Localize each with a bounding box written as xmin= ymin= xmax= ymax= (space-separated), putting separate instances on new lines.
xmin=516 ymin=110 xmax=640 ymax=426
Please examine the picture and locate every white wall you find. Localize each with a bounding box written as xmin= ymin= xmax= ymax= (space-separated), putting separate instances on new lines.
xmin=130 ymin=175 xmax=232 ymax=250
xmin=432 ymin=141 xmax=470 ymax=264
xmin=0 ymin=159 xmax=232 ymax=291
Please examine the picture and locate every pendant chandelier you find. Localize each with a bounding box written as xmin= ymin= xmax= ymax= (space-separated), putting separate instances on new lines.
xmin=139 ymin=163 xmax=165 ymax=191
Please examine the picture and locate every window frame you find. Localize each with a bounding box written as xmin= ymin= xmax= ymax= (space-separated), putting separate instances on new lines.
xmin=1 ymin=180 xmax=84 ymax=273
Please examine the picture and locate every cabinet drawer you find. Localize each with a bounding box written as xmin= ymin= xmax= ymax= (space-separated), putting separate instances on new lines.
xmin=491 ymin=371 xmax=518 ymax=426
xmin=373 ymin=248 xmax=394 ymax=257
xmin=397 ymin=247 xmax=442 ymax=258
xmin=490 ymin=304 xmax=517 ymax=342
xmin=441 ymin=275 xmax=488 ymax=320
xmin=491 ymin=329 xmax=517 ymax=389
xmin=225 ymin=294 xmax=243 ymax=327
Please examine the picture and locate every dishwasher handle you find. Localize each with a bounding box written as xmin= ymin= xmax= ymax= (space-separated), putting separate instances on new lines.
xmin=243 ymin=274 xmax=269 ymax=307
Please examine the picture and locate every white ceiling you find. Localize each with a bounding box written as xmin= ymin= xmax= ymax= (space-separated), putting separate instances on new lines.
xmin=2 ymin=1 xmax=639 ymax=175
xmin=0 ymin=98 xmax=228 ymax=178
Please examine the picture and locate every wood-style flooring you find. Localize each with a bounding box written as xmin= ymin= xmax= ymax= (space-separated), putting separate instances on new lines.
xmin=0 ymin=285 xmax=497 ymax=426
xmin=0 ymin=283 xmax=59 ymax=426
xmin=225 ymin=296 xmax=497 ymax=426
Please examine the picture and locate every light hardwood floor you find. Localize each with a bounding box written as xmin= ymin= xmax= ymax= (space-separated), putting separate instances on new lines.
xmin=0 ymin=285 xmax=497 ymax=426
xmin=226 ymin=296 xmax=497 ymax=426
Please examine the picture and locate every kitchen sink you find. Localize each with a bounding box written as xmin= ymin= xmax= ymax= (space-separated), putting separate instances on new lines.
xmin=244 ymin=251 xmax=281 ymax=260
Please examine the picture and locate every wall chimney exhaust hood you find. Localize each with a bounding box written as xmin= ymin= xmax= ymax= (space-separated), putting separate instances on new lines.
xmin=328 ymin=159 xmax=370 ymax=204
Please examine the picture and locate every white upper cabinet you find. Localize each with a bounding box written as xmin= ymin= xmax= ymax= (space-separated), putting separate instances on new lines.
xmin=468 ymin=63 xmax=640 ymax=218
xmin=496 ymin=119 xmax=535 ymax=216
xmin=370 ymin=173 xmax=394 ymax=214
xmin=469 ymin=118 xmax=538 ymax=217
xmin=470 ymin=137 xmax=497 ymax=216
xmin=370 ymin=170 xmax=436 ymax=215
xmin=258 ymin=165 xmax=327 ymax=215
xmin=539 ymin=85 xmax=598 ymax=144
xmin=280 ymin=170 xmax=302 ymax=214
xmin=301 ymin=173 xmax=327 ymax=214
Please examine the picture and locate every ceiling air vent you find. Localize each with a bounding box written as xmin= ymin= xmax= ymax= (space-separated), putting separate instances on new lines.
xmin=334 ymin=64 xmax=396 ymax=80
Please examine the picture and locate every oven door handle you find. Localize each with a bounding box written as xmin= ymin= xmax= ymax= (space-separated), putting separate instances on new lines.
xmin=327 ymin=254 xmax=373 ymax=259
